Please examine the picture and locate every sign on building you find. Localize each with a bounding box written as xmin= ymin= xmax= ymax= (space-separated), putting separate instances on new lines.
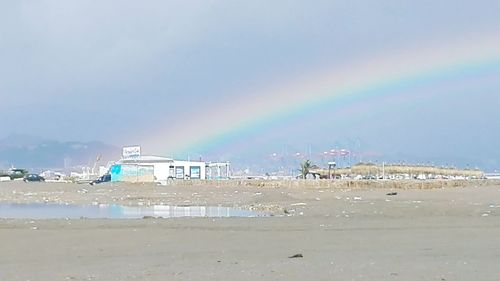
xmin=122 ymin=146 xmax=141 ymax=159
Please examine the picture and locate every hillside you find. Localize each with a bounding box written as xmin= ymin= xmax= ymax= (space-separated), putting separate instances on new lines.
xmin=0 ymin=134 xmax=120 ymax=170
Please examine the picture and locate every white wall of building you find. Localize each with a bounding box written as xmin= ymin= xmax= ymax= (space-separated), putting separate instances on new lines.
xmin=150 ymin=162 xmax=171 ymax=181
xmin=117 ymin=155 xmax=209 ymax=181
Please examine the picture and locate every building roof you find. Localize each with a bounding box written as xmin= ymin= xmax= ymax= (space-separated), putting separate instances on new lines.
xmin=117 ymin=155 xmax=174 ymax=164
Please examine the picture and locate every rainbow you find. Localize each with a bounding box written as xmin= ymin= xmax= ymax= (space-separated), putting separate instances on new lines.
xmin=143 ymin=32 xmax=500 ymax=157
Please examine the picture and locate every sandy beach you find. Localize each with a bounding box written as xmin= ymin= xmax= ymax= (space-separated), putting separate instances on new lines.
xmin=1 ymin=180 xmax=500 ymax=281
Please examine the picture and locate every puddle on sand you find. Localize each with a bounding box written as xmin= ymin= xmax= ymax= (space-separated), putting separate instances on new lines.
xmin=0 ymin=203 xmax=267 ymax=219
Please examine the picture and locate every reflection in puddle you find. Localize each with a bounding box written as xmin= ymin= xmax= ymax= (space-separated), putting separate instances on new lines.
xmin=0 ymin=203 xmax=267 ymax=219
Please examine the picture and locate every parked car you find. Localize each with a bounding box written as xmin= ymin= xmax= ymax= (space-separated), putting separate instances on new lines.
xmin=24 ymin=174 xmax=45 ymax=182
xmin=4 ymin=168 xmax=28 ymax=180
xmin=90 ymin=174 xmax=111 ymax=185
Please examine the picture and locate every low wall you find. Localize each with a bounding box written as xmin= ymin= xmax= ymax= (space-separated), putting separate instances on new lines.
xmin=159 ymin=179 xmax=500 ymax=189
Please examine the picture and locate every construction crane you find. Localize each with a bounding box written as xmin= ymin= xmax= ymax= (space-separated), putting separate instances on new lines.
xmin=91 ymin=155 xmax=102 ymax=177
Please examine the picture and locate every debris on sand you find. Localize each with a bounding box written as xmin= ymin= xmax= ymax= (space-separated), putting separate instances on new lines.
xmin=386 ymin=192 xmax=398 ymax=196
xmin=289 ymin=254 xmax=303 ymax=258
xmin=143 ymin=216 xmax=163 ymax=219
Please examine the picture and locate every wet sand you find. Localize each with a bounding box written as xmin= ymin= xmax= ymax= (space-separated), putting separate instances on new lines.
xmin=1 ymin=181 xmax=500 ymax=280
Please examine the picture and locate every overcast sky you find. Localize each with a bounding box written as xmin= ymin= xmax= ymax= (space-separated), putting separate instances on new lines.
xmin=1 ymin=1 xmax=499 ymax=170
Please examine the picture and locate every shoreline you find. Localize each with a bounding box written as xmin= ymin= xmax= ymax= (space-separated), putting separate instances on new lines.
xmin=1 ymin=180 xmax=499 ymax=215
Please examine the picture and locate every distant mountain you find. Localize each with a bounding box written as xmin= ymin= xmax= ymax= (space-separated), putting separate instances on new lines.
xmin=0 ymin=134 xmax=121 ymax=170
xmin=0 ymin=134 xmax=48 ymax=148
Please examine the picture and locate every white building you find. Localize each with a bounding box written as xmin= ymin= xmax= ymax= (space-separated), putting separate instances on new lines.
xmin=112 ymin=155 xmax=207 ymax=182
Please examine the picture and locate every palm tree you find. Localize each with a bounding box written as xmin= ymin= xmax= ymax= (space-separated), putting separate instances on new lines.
xmin=300 ymin=160 xmax=312 ymax=179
